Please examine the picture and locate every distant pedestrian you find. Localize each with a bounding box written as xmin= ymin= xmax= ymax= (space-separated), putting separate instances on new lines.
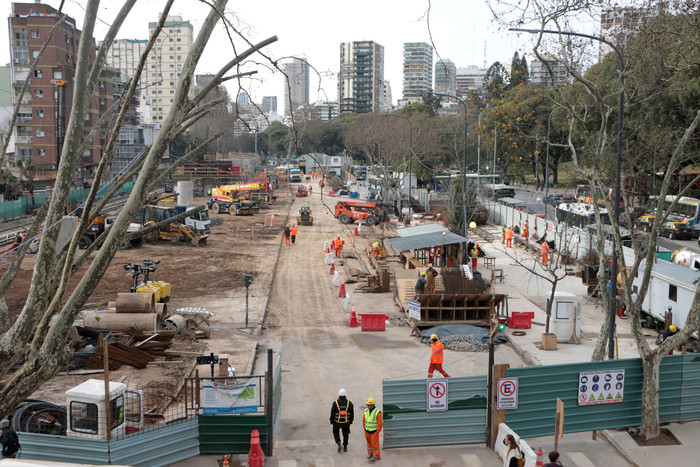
xmin=414 ymin=271 xmax=427 ymax=297
xmin=503 ymin=434 xmax=522 ymax=467
xmin=319 ymin=179 xmax=324 ymax=189
xmin=501 ymin=225 xmax=506 ymax=244
xmin=332 ymin=234 xmax=344 ymax=257
xmin=543 ymin=450 xmax=561 ymax=466
xmin=471 ymin=244 xmax=479 ymax=270
xmin=363 ymin=398 xmax=383 ymax=461
xmin=505 ymin=227 xmax=514 ymax=248
xmin=522 ymin=222 xmax=529 ymax=238
xmin=290 ymin=225 xmax=298 ymax=244
xmin=541 ymin=241 xmax=550 ymax=265
xmin=283 ymin=225 xmax=291 ymax=246
xmin=308 ymin=185 xmax=313 ymax=194
xmin=428 ymin=334 xmax=450 ymax=378
xmin=330 ymin=388 xmax=354 ymax=453
xmin=0 ymin=419 xmax=19 ymax=459
xmin=425 ymin=264 xmax=438 ymax=294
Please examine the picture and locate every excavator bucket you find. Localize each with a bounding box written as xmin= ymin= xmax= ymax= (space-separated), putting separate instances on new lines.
xmin=190 ymin=234 xmax=208 ymax=247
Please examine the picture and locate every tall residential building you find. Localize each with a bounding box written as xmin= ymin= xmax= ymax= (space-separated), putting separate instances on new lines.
xmin=103 ymin=39 xmax=148 ymax=85
xmin=237 ymin=91 xmax=250 ymax=105
xmin=8 ymin=2 xmax=113 ymax=187
xmin=600 ymin=3 xmax=668 ymax=58
xmin=381 ymin=80 xmax=393 ymax=111
xmin=145 ymin=15 xmax=194 ymax=123
xmin=262 ymin=96 xmax=277 ymax=114
xmin=338 ymin=41 xmax=385 ymax=114
xmin=282 ymin=58 xmax=310 ymax=116
xmin=529 ymin=55 xmax=570 ymax=86
xmin=311 ymin=101 xmax=339 ymax=122
xmin=434 ymin=59 xmax=457 ymax=99
xmin=402 ymin=42 xmax=433 ymax=101
xmin=456 ymin=66 xmax=488 ymax=96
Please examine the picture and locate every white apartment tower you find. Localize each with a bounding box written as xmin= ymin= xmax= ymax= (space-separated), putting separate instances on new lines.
xmin=402 ymin=42 xmax=433 ymax=101
xmin=144 ymin=15 xmax=194 ymax=123
xmin=600 ymin=3 xmax=668 ymax=58
xmin=338 ymin=41 xmax=385 ymax=114
xmin=529 ymin=55 xmax=570 ymax=86
xmin=103 ymin=39 xmax=148 ymax=83
xmin=456 ymin=66 xmax=488 ymax=96
xmin=434 ymin=59 xmax=457 ymax=98
xmin=283 ymin=58 xmax=310 ymax=116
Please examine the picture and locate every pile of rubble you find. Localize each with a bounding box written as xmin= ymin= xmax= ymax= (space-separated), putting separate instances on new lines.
xmin=441 ymin=334 xmax=489 ymax=352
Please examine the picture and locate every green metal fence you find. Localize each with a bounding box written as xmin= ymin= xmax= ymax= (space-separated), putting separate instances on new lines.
xmin=0 ymin=182 xmax=135 ymax=219
xmin=505 ymin=354 xmax=700 ymax=438
xmin=198 ymin=414 xmax=269 ymax=455
xmin=382 ymin=375 xmax=488 ymax=449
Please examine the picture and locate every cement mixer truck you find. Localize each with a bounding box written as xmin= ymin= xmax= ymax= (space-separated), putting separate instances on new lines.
xmin=670 ymin=248 xmax=700 ymax=270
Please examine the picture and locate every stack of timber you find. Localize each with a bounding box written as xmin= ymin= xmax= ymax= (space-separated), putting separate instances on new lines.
xmin=74 ymin=329 xmax=175 ymax=370
xmin=408 ymin=293 xmax=508 ymax=326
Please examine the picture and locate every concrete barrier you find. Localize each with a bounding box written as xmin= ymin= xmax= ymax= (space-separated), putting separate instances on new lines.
xmin=495 ymin=423 xmax=537 ymax=467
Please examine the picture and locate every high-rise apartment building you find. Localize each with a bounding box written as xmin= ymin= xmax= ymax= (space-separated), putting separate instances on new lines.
xmin=434 ymin=59 xmax=457 ymax=99
xmin=600 ymin=3 xmax=668 ymax=57
xmin=456 ymin=66 xmax=488 ymax=96
xmin=381 ymin=81 xmax=393 ymax=111
xmin=103 ymin=39 xmax=148 ymax=84
xmin=262 ymin=96 xmax=277 ymax=114
xmin=8 ymin=2 xmax=113 ymax=187
xmin=338 ymin=41 xmax=385 ymax=114
xmin=144 ymin=15 xmax=194 ymax=123
xmin=529 ymin=55 xmax=570 ymax=86
xmin=282 ymin=58 xmax=310 ymax=116
xmin=402 ymin=42 xmax=433 ymax=101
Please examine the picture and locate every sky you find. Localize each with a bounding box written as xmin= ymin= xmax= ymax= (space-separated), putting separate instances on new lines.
xmin=1 ymin=0 xmax=599 ymax=108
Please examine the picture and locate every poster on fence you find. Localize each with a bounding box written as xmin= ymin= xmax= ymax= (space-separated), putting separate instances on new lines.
xmin=577 ymin=369 xmax=625 ymax=406
xmin=202 ymin=378 xmax=257 ymax=414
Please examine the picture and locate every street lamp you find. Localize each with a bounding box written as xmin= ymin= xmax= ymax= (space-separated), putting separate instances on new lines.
xmin=544 ymin=107 xmax=565 ymax=221
xmin=477 ymin=110 xmax=483 ymax=187
xmin=511 ymin=27 xmax=625 ymax=360
xmin=430 ymin=91 xmax=469 ymax=264
xmin=378 ymin=113 xmax=413 ymax=220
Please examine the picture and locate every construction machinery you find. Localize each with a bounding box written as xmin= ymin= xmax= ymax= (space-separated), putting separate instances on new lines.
xmin=77 ymin=212 xmax=144 ymax=250
xmin=334 ymin=200 xmax=389 ymax=226
xmin=144 ymin=221 xmax=208 ymax=247
xmin=207 ymin=185 xmax=261 ymax=215
xmin=135 ymin=205 xmax=210 ymax=234
xmin=124 ymin=259 xmax=171 ymax=302
xmin=298 ymin=205 xmax=313 ymax=225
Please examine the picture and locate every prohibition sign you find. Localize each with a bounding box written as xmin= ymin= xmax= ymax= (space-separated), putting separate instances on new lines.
xmin=500 ymin=380 xmax=516 ymax=397
xmin=497 ymin=377 xmax=519 ymax=409
xmin=430 ymin=382 xmax=446 ymax=398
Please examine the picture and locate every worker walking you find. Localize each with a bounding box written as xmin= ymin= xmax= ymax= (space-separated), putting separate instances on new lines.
xmin=425 ymin=264 xmax=438 ymax=294
xmin=414 ymin=271 xmax=427 ymax=297
xmin=501 ymin=225 xmax=506 ymax=244
xmin=428 ymin=334 xmax=450 ymax=378
xmin=522 ymin=222 xmax=529 ymax=238
xmin=332 ymin=234 xmax=345 ymax=257
xmin=363 ymin=398 xmax=383 ymax=461
xmin=505 ymin=226 xmax=514 ymax=248
xmin=330 ymin=388 xmax=354 ymax=453
xmin=283 ymin=225 xmax=291 ymax=246
xmin=471 ymin=244 xmax=479 ymax=270
xmin=372 ymin=241 xmax=380 ymax=259
xmin=290 ymin=225 xmax=298 ymax=244
xmin=541 ymin=241 xmax=550 ymax=265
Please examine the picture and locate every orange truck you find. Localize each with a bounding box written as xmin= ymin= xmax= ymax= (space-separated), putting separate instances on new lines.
xmin=334 ymin=200 xmax=389 ymax=226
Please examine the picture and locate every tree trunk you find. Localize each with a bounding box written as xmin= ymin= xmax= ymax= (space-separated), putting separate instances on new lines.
xmin=640 ymin=353 xmax=662 ymax=439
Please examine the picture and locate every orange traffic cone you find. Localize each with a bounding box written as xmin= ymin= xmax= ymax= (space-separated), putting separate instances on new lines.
xmin=536 ymin=446 xmax=543 ymax=466
xmin=330 ymin=261 xmax=335 ymax=275
xmin=349 ymin=308 xmax=358 ymax=327
xmin=222 ymin=454 xmax=229 ymax=466
xmin=339 ymin=281 xmax=346 ymax=298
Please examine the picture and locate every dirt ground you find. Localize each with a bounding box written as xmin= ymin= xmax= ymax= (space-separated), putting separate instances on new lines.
xmin=1 ymin=194 xmax=292 ymax=408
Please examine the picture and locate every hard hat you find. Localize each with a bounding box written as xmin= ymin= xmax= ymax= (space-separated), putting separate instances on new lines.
xmin=338 ymin=388 xmax=347 ymax=397
xmin=366 ymin=398 xmax=376 ymax=405
xmin=430 ymin=334 xmax=438 ymax=340
xmin=0 ymin=419 xmax=8 ymax=428
xmin=670 ymin=325 xmax=677 ymax=332
xmin=428 ymin=263 xmax=433 ymax=267
xmin=337 ymin=234 xmax=341 ymax=238
xmin=421 ymin=271 xmax=426 ymax=276
xmin=286 ymin=224 xmax=290 ymax=227
xmin=476 ymin=243 xmax=480 ymax=246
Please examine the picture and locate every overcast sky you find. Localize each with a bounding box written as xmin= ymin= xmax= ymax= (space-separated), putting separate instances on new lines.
xmin=2 ymin=0 xmax=599 ymax=107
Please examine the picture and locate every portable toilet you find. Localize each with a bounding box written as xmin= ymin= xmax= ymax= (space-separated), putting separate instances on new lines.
xmin=66 ymin=379 xmax=127 ymax=439
xmin=546 ymin=291 xmax=582 ymax=342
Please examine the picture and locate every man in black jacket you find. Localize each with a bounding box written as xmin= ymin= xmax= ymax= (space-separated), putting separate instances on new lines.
xmin=0 ymin=419 xmax=19 ymax=458
xmin=329 ymin=388 xmax=354 ymax=453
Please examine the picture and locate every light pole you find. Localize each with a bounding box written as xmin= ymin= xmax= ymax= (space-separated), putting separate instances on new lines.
xmin=511 ymin=28 xmax=625 ymax=360
xmin=492 ymin=127 xmax=497 ymax=198
xmin=477 ymin=110 xmax=483 ymax=187
xmin=545 ymin=107 xmax=565 ymax=221
xmin=430 ymin=91 xmax=469 ymax=264
xmin=378 ymin=113 xmax=413 ymax=220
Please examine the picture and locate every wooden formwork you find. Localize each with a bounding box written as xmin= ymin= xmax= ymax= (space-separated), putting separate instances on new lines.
xmin=409 ymin=293 xmax=508 ymax=326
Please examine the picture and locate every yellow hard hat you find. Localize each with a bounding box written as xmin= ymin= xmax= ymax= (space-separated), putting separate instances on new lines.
xmin=430 ymin=334 xmax=438 ymax=340
xmin=428 ymin=263 xmax=433 ymax=267
xmin=670 ymin=325 xmax=677 ymax=332
xmin=421 ymin=271 xmax=426 ymax=276
xmin=337 ymin=234 xmax=341 ymax=238
xmin=366 ymin=398 xmax=376 ymax=405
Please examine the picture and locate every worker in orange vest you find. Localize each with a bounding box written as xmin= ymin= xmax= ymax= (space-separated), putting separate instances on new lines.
xmin=283 ymin=225 xmax=291 ymax=246
xmin=505 ymin=227 xmax=514 ymax=248
xmin=522 ymin=222 xmax=529 ymax=238
xmin=290 ymin=225 xmax=298 ymax=244
xmin=333 ymin=234 xmax=344 ymax=257
xmin=10 ymin=231 xmax=24 ymax=250
xmin=542 ymin=241 xmax=550 ymax=265
xmin=428 ymin=334 xmax=450 ymax=378
xmin=363 ymin=398 xmax=383 ymax=461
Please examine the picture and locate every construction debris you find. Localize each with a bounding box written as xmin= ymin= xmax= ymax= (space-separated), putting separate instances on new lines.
xmin=441 ymin=335 xmax=489 ymax=352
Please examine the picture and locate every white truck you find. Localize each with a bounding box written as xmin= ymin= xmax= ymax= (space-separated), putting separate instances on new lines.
xmin=288 ymin=167 xmax=302 ymax=183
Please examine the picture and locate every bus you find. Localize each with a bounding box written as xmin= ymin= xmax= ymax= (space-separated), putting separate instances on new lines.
xmin=481 ymin=184 xmax=516 ymax=199
xmin=556 ymin=203 xmax=609 ymax=229
xmin=433 ymin=173 xmax=500 ymax=192
xmin=652 ymin=195 xmax=700 ymax=226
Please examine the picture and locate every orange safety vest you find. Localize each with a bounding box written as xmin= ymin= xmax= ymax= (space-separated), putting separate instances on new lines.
xmin=505 ymin=228 xmax=513 ymax=239
xmin=430 ymin=341 xmax=444 ymax=364
xmin=542 ymin=242 xmax=550 ymax=253
xmin=290 ymin=226 xmax=298 ymax=236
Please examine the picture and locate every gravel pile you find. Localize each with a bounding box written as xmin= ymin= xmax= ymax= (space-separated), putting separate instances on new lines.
xmin=441 ymin=334 xmax=489 ymax=352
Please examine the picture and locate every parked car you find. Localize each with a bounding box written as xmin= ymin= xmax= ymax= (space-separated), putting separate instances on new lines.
xmin=636 ymin=215 xmax=655 ymax=232
xmin=661 ymin=221 xmax=694 ymax=240
xmin=543 ymin=194 xmax=564 ymax=205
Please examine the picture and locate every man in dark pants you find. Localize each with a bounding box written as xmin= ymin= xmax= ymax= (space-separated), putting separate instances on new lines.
xmin=329 ymin=388 xmax=354 ymax=453
xmin=0 ymin=419 xmax=20 ymax=458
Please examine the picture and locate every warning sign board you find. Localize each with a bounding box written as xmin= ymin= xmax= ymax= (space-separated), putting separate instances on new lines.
xmin=408 ymin=300 xmax=421 ymax=321
xmin=577 ymin=369 xmax=625 ymax=406
xmin=497 ymin=378 xmax=519 ymax=409
xmin=426 ymin=379 xmax=448 ymax=412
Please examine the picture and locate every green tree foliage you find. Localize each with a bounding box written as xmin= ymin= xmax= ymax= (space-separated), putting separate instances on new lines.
xmin=422 ymin=92 xmax=442 ymax=111
xmin=484 ymin=61 xmax=509 ymax=102
xmin=509 ymin=52 xmax=529 ymax=89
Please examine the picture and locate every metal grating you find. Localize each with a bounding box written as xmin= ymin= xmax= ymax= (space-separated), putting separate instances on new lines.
xmin=382 ymin=375 xmax=487 ymax=449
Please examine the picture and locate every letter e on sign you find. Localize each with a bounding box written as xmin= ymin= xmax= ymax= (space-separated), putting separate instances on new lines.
xmin=497 ymin=378 xmax=518 ymax=410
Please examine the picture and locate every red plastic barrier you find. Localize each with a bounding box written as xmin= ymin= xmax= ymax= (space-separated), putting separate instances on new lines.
xmin=509 ymin=311 xmax=535 ymax=329
xmin=359 ymin=313 xmax=387 ymax=332
xmin=248 ymin=429 xmax=265 ymax=467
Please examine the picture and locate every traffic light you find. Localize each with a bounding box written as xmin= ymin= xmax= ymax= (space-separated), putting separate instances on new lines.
xmin=498 ymin=317 xmax=507 ymax=331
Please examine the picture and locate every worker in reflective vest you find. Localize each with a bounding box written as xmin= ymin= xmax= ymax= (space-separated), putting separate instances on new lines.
xmin=501 ymin=225 xmax=506 ymax=244
xmin=505 ymin=227 xmax=514 ymax=248
xmin=522 ymin=222 xmax=529 ymax=238
xmin=428 ymin=334 xmax=450 ymax=378
xmin=471 ymin=244 xmax=479 ymax=270
xmin=363 ymin=398 xmax=383 ymax=461
xmin=542 ymin=241 xmax=550 ymax=265
xmin=290 ymin=225 xmax=298 ymax=244
xmin=330 ymin=388 xmax=354 ymax=453
xmin=372 ymin=241 xmax=380 ymax=259
xmin=10 ymin=231 xmax=24 ymax=250
xmin=334 ymin=235 xmax=344 ymax=257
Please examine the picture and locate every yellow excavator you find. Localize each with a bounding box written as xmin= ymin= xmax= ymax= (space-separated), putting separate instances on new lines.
xmin=144 ymin=221 xmax=208 ymax=247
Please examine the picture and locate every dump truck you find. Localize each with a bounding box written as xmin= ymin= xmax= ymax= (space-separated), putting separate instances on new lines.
xmin=207 ymin=185 xmax=261 ymax=215
xmin=334 ymin=200 xmax=389 ymax=226
xmin=78 ymin=212 xmax=144 ymax=250
xmin=134 ymin=205 xmax=210 ymax=234
xmin=298 ymin=205 xmax=313 ymax=225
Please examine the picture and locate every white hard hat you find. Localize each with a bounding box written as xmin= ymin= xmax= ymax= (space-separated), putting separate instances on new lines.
xmin=338 ymin=388 xmax=347 ymax=397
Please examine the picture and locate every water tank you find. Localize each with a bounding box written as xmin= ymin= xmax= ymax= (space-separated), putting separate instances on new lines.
xmin=177 ymin=181 xmax=194 ymax=205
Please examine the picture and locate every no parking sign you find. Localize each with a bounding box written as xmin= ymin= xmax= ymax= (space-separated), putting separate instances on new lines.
xmin=497 ymin=378 xmax=519 ymax=409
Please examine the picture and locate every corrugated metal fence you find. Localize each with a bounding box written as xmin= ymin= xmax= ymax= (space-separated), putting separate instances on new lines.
xmin=382 ymin=375 xmax=487 ymax=449
xmin=18 ymin=417 xmax=199 ymax=466
xmin=505 ymin=354 xmax=700 ymax=438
